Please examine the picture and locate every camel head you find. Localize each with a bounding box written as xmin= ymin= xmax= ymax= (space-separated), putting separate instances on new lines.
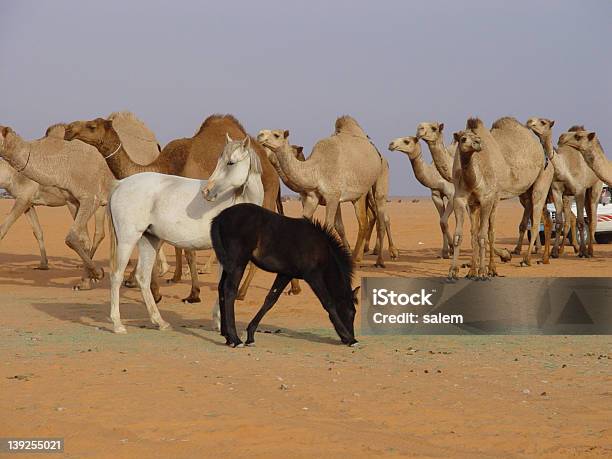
xmin=0 ymin=126 xmax=16 ymax=150
xmin=559 ymin=130 xmax=597 ymax=154
xmin=202 ymin=134 xmax=259 ymax=201
xmin=454 ymin=130 xmax=482 ymax=162
xmin=557 ymin=125 xmax=586 ymax=147
xmin=526 ymin=117 xmax=554 ymax=139
xmin=64 ymin=118 xmax=113 ymax=149
xmin=388 ymin=136 xmax=421 ymax=160
xmin=416 ymin=122 xmax=444 ymax=143
xmin=257 ymin=129 xmax=289 ymax=157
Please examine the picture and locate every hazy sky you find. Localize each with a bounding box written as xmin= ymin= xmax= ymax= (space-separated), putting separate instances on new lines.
xmin=1 ymin=0 xmax=610 ymax=195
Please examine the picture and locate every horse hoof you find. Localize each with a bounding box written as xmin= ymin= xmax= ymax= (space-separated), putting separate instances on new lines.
xmin=227 ymin=341 xmax=244 ymax=348
xmin=348 ymin=341 xmax=359 ymax=347
xmin=182 ymin=296 xmax=201 ymax=304
xmin=245 ymin=341 xmax=255 ymax=347
xmin=114 ymin=325 xmax=127 ymax=334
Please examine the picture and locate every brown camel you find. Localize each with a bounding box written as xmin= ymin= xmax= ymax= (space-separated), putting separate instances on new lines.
xmin=65 ymin=113 xmax=300 ymax=300
xmin=0 ymin=125 xmax=115 ymax=290
xmin=257 ymin=116 xmax=393 ymax=267
xmin=448 ymin=118 xmax=553 ymax=279
xmin=526 ymin=119 xmax=603 ymax=258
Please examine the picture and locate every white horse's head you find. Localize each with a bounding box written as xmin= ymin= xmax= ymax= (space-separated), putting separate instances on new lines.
xmin=202 ymin=134 xmax=261 ymax=201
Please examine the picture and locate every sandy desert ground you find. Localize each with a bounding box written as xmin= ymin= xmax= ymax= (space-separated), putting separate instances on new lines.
xmin=0 ymin=198 xmax=610 ymax=458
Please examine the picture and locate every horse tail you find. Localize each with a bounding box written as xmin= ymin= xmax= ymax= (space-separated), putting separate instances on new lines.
xmin=210 ymin=214 xmax=227 ymax=269
xmin=276 ymin=189 xmax=284 ymax=215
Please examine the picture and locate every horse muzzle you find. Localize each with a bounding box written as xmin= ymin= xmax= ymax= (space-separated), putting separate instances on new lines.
xmin=202 ymin=183 xmax=217 ymax=201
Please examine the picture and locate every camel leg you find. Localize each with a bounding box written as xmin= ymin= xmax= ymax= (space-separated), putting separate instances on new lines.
xmin=182 ymin=249 xmax=201 ymax=303
xmin=541 ymin=209 xmax=553 ymax=265
xmin=466 ymin=205 xmax=480 ymax=279
xmin=352 ymin=195 xmax=368 ymax=262
xmin=157 ymin=243 xmax=170 ymax=277
xmin=513 ymin=194 xmax=531 ymax=255
xmin=89 ymin=205 xmax=106 ymax=258
xmin=169 ymin=247 xmax=183 ymax=283
xmin=487 ymin=202 xmax=500 ymax=277
xmin=431 ymin=191 xmax=450 ymax=259
xmin=567 ymin=204 xmax=579 ymax=254
xmin=476 ymin=200 xmax=495 ymax=279
xmin=586 ymin=184 xmax=603 ymax=257
xmin=372 ymin=179 xmax=389 ymax=268
xmin=236 ymin=262 xmax=257 ymax=301
xmin=550 ymin=188 xmax=564 ymax=258
xmin=384 ymin=212 xmax=399 ymax=260
xmin=449 ymin=195 xmax=468 ymax=280
xmin=23 ymin=207 xmax=49 ymax=270
xmin=574 ymin=193 xmax=588 ymax=258
xmin=200 ymin=252 xmax=216 ymax=274
xmin=521 ymin=176 xmax=549 ymax=267
xmin=364 ymin=191 xmax=377 ymax=253
xmin=440 ymin=194 xmax=455 ymax=258
xmin=302 ymin=193 xmax=318 ymax=220
xmin=0 ymin=198 xmax=31 ymax=242
xmin=334 ymin=207 xmax=350 ymax=250
xmin=135 ymin=233 xmax=170 ymax=330
xmin=67 ymin=198 xmax=104 ymax=291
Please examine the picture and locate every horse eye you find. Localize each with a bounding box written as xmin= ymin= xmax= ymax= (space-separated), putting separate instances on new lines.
xmin=226 ymin=161 xmax=234 ymax=166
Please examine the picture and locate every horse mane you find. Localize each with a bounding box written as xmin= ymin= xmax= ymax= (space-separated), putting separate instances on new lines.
xmin=310 ymin=219 xmax=354 ymax=296
xmin=334 ymin=115 xmax=367 ymax=137
xmin=194 ymin=114 xmax=247 ymax=137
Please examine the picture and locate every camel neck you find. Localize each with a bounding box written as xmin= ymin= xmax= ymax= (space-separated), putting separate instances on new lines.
xmin=550 ymin=146 xmax=578 ymax=191
xmin=408 ymin=151 xmax=436 ymax=189
xmin=589 ymin=141 xmax=612 ymax=185
xmin=426 ymin=138 xmax=453 ymax=183
xmin=272 ymin=143 xmax=317 ymax=192
xmin=2 ymin=134 xmax=30 ymax=173
xmin=101 ymin=133 xmax=171 ymax=178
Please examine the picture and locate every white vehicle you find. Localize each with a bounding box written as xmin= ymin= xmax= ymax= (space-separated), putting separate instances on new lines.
xmin=538 ymin=186 xmax=612 ymax=244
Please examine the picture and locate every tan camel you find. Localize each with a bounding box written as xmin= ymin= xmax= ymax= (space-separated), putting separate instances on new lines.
xmin=417 ymin=121 xmax=553 ymax=258
xmin=0 ymin=125 xmax=115 ymax=290
xmin=564 ymin=130 xmax=612 ymax=186
xmin=257 ymin=116 xmax=392 ymax=267
xmin=448 ymin=118 xmax=553 ymax=279
xmin=389 ymin=136 xmax=454 ymax=258
xmin=267 ymin=143 xmax=397 ymax=259
xmin=526 ymin=118 xmax=603 ymax=258
xmin=65 ymin=113 xmax=300 ymax=299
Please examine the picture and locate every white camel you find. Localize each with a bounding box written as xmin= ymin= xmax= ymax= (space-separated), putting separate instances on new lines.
xmin=108 ymin=135 xmax=264 ymax=334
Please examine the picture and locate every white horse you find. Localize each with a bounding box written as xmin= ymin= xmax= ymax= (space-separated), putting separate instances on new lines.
xmin=108 ymin=135 xmax=264 ymax=334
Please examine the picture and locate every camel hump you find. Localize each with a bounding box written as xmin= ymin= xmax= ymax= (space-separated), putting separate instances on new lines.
xmin=44 ymin=123 xmax=66 ymax=139
xmin=108 ymin=111 xmax=160 ymax=166
xmin=491 ymin=116 xmax=522 ymax=130
xmin=466 ymin=117 xmax=485 ymax=130
xmin=334 ymin=115 xmax=368 ymax=137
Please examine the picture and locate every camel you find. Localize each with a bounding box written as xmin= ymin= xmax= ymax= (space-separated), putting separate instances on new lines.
xmin=388 ymin=136 xmax=454 ymax=258
xmin=65 ymin=113 xmax=300 ymax=300
xmin=526 ymin=119 xmax=603 ymax=258
xmin=267 ymin=143 xmax=396 ymax=259
xmin=564 ymin=130 xmax=612 ymax=186
xmin=108 ymin=136 xmax=264 ymax=334
xmin=416 ymin=121 xmax=552 ymax=258
xmin=257 ymin=116 xmax=392 ymax=267
xmin=448 ymin=118 xmax=553 ymax=279
xmin=0 ymin=125 xmax=115 ymax=290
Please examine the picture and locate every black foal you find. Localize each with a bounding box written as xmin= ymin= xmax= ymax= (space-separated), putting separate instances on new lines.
xmin=211 ymin=203 xmax=359 ymax=347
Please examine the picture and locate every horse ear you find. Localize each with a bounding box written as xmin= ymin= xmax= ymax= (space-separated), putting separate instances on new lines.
xmin=242 ymin=136 xmax=250 ymax=149
xmin=225 ymin=133 xmax=233 ymax=143
xmin=352 ymin=286 xmax=361 ymax=303
xmin=283 ymin=130 xmax=289 ymax=139
xmin=587 ymin=132 xmax=596 ymax=141
xmin=439 ymin=123 xmax=444 ymax=132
